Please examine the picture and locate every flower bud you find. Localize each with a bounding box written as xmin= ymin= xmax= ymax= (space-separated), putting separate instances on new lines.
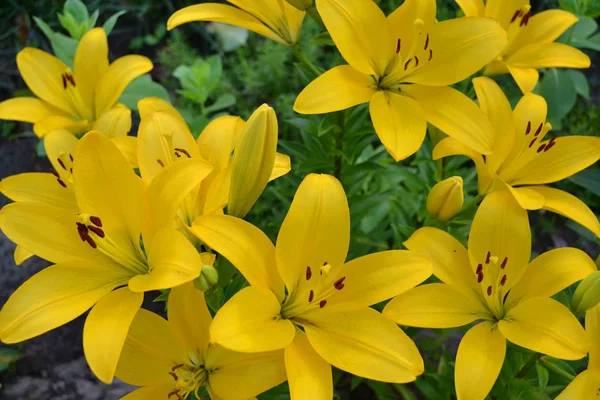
xmin=193 ymin=264 xmax=220 ymax=292
xmin=426 ymin=176 xmax=464 ymax=222
xmin=227 ymin=104 xmax=278 ymax=218
xmin=571 ymin=271 xmax=600 ymax=315
xmin=285 ymin=0 xmax=313 ymax=10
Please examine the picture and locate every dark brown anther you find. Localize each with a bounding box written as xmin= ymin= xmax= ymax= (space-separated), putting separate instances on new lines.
xmin=428 ymin=49 xmax=433 ymax=61
xmin=414 ymin=56 xmax=419 ymax=67
xmin=319 ymin=300 xmax=327 ymax=308
xmin=57 ymin=158 xmax=67 ymax=170
xmin=521 ymin=11 xmax=531 ymax=26
xmin=323 ymin=261 xmax=328 ymax=266
xmin=404 ymin=58 xmax=413 ymax=70
xmin=510 ymin=10 xmax=520 ymax=23
xmin=69 ymin=154 xmax=74 ymax=162
xmin=536 ymin=144 xmax=546 ymax=153
xmin=87 ymin=225 xmax=105 ymax=238
xmin=157 ymin=159 xmax=164 ymax=167
xmin=171 ymin=364 xmax=184 ymax=371
xmin=477 ymin=272 xmax=484 ymax=283
xmin=69 ymin=168 xmax=73 ymax=174
xmin=500 ymin=275 xmax=507 ymax=286
xmin=308 ymin=290 xmax=314 ymax=302
xmin=174 ymin=148 xmax=191 ymax=158
xmin=168 ymin=389 xmax=184 ymax=400
xmin=57 ymin=178 xmax=67 ymax=188
xmin=84 ymin=236 xmax=97 ymax=249
xmin=168 ymin=371 xmax=178 ymax=381
xmin=76 ymin=222 xmax=89 ymax=241
xmin=62 ymin=74 xmax=67 ymax=89
xmin=175 ymin=153 xmax=181 ymax=158
xmin=534 ymin=123 xmax=543 ymax=136
xmin=500 ymin=257 xmax=508 ymax=269
xmin=424 ymin=33 xmax=429 ymax=50
xmin=49 ymin=168 xmax=59 ymax=177
xmin=485 ymin=251 xmax=491 ymax=264
xmin=66 ymin=74 xmax=76 ymax=86
xmin=487 ymin=286 xmax=492 ymax=296
xmin=476 ymin=263 xmax=483 ymax=274
xmin=306 ymin=266 xmax=312 ymax=281
xmin=89 ymin=216 xmax=102 ymax=227
xmin=528 ymin=138 xmax=537 ymax=148
xmin=525 ymin=121 xmax=531 ymax=135
xmin=334 ymin=276 xmax=346 ymax=290
xmin=396 ymin=38 xmax=401 ymax=54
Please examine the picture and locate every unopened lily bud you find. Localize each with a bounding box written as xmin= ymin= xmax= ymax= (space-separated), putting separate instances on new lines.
xmin=227 ymin=104 xmax=278 ymax=218
xmin=571 ymin=271 xmax=600 ymax=315
xmin=426 ymin=176 xmax=464 ymax=222
xmin=285 ymin=0 xmax=313 ymax=10
xmin=193 ymin=264 xmax=219 ymax=292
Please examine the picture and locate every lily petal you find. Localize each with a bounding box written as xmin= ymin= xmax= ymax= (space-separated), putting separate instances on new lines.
xmin=14 ymin=245 xmax=34 ymax=266
xmin=455 ymin=321 xmax=506 ymax=400
xmin=138 ymin=97 xmax=183 ymax=120
xmin=527 ymin=186 xmax=600 ymax=237
xmin=499 ymin=297 xmax=590 ymax=360
xmin=303 ymin=306 xmax=424 ymax=383
xmin=121 ymin=384 xmax=176 ymax=400
xmin=455 ymin=0 xmax=485 ymax=17
xmin=270 ymin=152 xmax=291 ymax=182
xmin=0 ymin=97 xmax=66 ymax=124
xmin=210 ymin=286 xmax=296 ymax=353
xmin=84 ymin=287 xmax=144 ymax=383
xmin=116 ymin=308 xmax=185 ymax=387
xmin=484 ymin=0 xmax=528 ymax=30
xmin=498 ymin=180 xmax=545 ymax=210
xmin=369 ymin=91 xmax=427 ymax=162
xmin=111 ymin=136 xmax=139 ymax=169
xmin=276 ymin=174 xmax=349 ymax=296
xmin=402 ymin=84 xmax=494 ymax=155
xmin=506 ymin=248 xmax=597 ymax=309
xmin=315 ymin=0 xmax=394 ymax=76
xmin=92 ymin=105 xmax=132 ymax=138
xmin=507 ymin=66 xmax=540 ymax=93
xmin=329 ymin=250 xmax=431 ymax=308
xmin=0 ymin=172 xmax=77 ymax=210
xmin=74 ymin=28 xmax=109 ymax=112
xmin=507 ymin=42 xmax=591 ymax=69
xmin=294 ymin=65 xmax=376 ymax=114
xmin=555 ymin=369 xmax=600 ymax=400
xmin=197 ymin=115 xmax=245 ymax=171
xmin=505 ymin=10 xmax=578 ymax=54
xmin=387 ymin=0 xmax=436 ymax=60
xmin=384 ymin=283 xmax=489 ymax=328
xmin=167 ymin=282 xmax=212 ymax=354
xmin=0 ymin=260 xmax=129 ymax=343
xmin=587 ymin=304 xmax=600 ymax=370
xmin=44 ymin=128 xmax=78 ymax=184
xmin=284 ymin=330 xmax=332 ymax=400
xmin=95 ymin=55 xmax=152 ymax=117
xmin=191 ymin=214 xmax=284 ymax=300
xmin=33 ymin=115 xmax=90 ymax=138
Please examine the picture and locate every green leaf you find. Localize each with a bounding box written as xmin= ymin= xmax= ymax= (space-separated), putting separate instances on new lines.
xmin=33 ymin=16 xmax=78 ymax=67
xmin=204 ymin=94 xmax=236 ymax=114
xmin=311 ymin=31 xmax=335 ymax=46
xmin=536 ymin=364 xmax=549 ymax=390
xmin=88 ymin=9 xmax=99 ymax=30
xmin=63 ymin=0 xmax=89 ymax=22
xmin=0 ymin=348 xmax=22 ymax=373
xmin=350 ymin=375 xmax=363 ymax=390
xmin=117 ymin=74 xmax=171 ymax=111
xmin=36 ymin=139 xmax=46 ymax=158
xmin=568 ymin=169 xmax=600 ymax=196
xmin=102 ymin=10 xmax=127 ymax=35
xmin=559 ymin=0 xmax=578 ymax=13
xmin=566 ymin=69 xmax=590 ymax=99
xmin=540 ymin=69 xmax=577 ymax=129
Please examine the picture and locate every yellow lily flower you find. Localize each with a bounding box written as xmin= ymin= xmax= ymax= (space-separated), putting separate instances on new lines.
xmin=167 ymin=0 xmax=305 ymax=46
xmin=0 ymin=132 xmax=213 ymax=384
xmin=433 ymin=77 xmax=600 ymax=237
xmin=116 ymin=282 xmax=287 ymax=400
xmin=137 ymin=98 xmax=291 ymax=229
xmin=555 ymin=303 xmax=600 ymax=399
xmin=191 ymin=173 xmax=432 ymax=399
xmin=456 ymin=0 xmax=591 ymax=93
xmin=0 ymin=28 xmax=152 ymax=137
xmin=294 ymin=0 xmax=507 ymax=161
xmin=384 ymin=191 xmax=594 ymax=400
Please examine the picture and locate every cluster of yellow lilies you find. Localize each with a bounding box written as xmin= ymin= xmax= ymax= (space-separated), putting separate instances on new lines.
xmin=0 ymin=0 xmax=599 ymax=399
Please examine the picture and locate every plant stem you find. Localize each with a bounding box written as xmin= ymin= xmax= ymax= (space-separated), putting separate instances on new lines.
xmin=538 ymin=358 xmax=576 ymax=381
xmin=306 ymin=6 xmax=325 ymax=29
xmin=515 ymin=353 xmax=543 ymax=379
xmin=291 ymin=44 xmax=323 ymax=79
xmin=333 ymin=111 xmax=345 ymax=180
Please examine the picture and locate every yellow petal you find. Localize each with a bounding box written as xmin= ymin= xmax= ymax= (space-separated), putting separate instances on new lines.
xmin=369 ymin=91 xmax=427 ymax=161
xmin=403 ymin=227 xmax=482 ymax=298
xmin=191 ymin=214 xmax=284 ymax=300
xmin=207 ymin=345 xmax=287 ymax=400
xmin=587 ymin=304 xmax=600 ymax=370
xmin=284 ymin=330 xmax=332 ymax=400
xmin=0 ymin=172 xmax=77 ymax=210
xmin=0 ymin=97 xmax=66 ymax=123
xmin=121 ymin=384 xmax=176 ymax=400
xmin=14 ymin=245 xmax=34 ymax=266
xmin=329 ymin=250 xmax=431 ymax=308
xmin=527 ymin=186 xmax=600 ymax=237
xmin=455 ymin=321 xmax=506 ymax=400
xmin=293 ymin=65 xmax=376 ymax=114
xmin=0 ymin=202 xmax=107 ymax=264
xmin=455 ymin=0 xmax=485 ymax=16
xmin=484 ymin=0 xmax=528 ymax=30
xmin=505 ymin=248 xmax=597 ymax=309
xmin=210 ymin=286 xmax=296 ymax=353
xmin=95 ymin=55 xmax=153 ymax=116
xmin=197 ymin=115 xmax=245 ymax=171
xmin=83 ymin=287 xmax=144 ymax=383
xmin=269 ymin=152 xmax=291 ymax=182
xmin=496 ymin=180 xmax=545 ymax=210
xmin=116 ymin=308 xmax=186 ymax=387
xmin=384 ymin=283 xmax=489 ymax=328
xmin=505 ymin=10 xmax=578 ymax=54
xmin=507 ymin=42 xmax=591 ymax=69
xmin=472 ymin=77 xmax=515 ymax=173
xmin=111 ymin=136 xmax=139 ymax=169
xmin=74 ymin=28 xmax=109 ymax=112
xmin=303 ymin=307 xmax=424 ymax=383
xmin=499 ymin=297 xmax=590 ymax=360
xmin=315 ymin=0 xmax=394 ymax=76
xmin=167 ymin=282 xmax=211 ymax=354
xmin=402 ymin=84 xmax=494 ymax=155
xmin=128 ymin=229 xmax=203 ymax=292
xmin=555 ymin=369 xmax=600 ymax=400
xmin=138 ymin=97 xmax=182 ymax=120
xmin=468 ymin=191 xmax=531 ymax=290
xmin=0 ymin=260 xmax=129 ymax=343
xmin=16 ymin=48 xmax=74 ymax=115
xmin=44 ymin=128 xmax=78 ymax=184
xmin=508 ymin=66 xmax=540 ymax=93
xmin=276 ymin=174 xmax=349 ymax=296
xmin=282 ymin=1 xmax=306 ymax=44
xmin=426 ymin=176 xmax=464 ymax=222
xmin=404 ymin=17 xmax=507 ymax=86
xmin=92 ymin=105 xmax=132 ymax=137
xmin=167 ymin=4 xmax=287 ymax=45
xmin=387 ymin=0 xmax=436 ymax=60
xmin=33 ymin=115 xmax=90 ymax=138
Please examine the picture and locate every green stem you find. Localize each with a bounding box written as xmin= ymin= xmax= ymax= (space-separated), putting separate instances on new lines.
xmin=538 ymin=358 xmax=576 ymax=381
xmin=291 ymin=44 xmax=323 ymax=79
xmin=515 ymin=353 xmax=543 ymax=379
xmin=333 ymin=111 xmax=345 ymax=180
xmin=306 ymin=6 xmax=324 ymax=29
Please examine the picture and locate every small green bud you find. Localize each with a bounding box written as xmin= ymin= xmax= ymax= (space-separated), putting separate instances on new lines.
xmin=285 ymin=0 xmax=313 ymax=10
xmin=426 ymin=176 xmax=464 ymax=222
xmin=193 ymin=264 xmax=220 ymax=292
xmin=571 ymin=271 xmax=600 ymax=315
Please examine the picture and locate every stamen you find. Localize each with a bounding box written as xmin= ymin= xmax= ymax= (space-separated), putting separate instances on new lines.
xmin=543 ymin=134 xmax=558 ymax=152
xmin=510 ymin=10 xmax=520 ymax=23
xmin=500 ymin=275 xmax=507 ymax=286
xmin=528 ymin=138 xmax=537 ymax=148
xmin=428 ymin=49 xmax=433 ymax=61
xmin=306 ymin=266 xmax=312 ymax=281
xmin=396 ymin=38 xmax=401 ymax=54
xmin=57 ymin=178 xmax=67 ymax=188
xmin=66 ymin=74 xmax=76 ymax=86
xmin=57 ymin=158 xmax=67 ymax=170
xmin=87 ymin=225 xmax=105 ymax=238
xmin=157 ymin=159 xmax=165 ymax=167
xmin=319 ymin=300 xmax=327 ymax=308
xmin=485 ymin=251 xmax=491 ymax=264
xmin=308 ymin=290 xmax=314 ymax=302
xmin=89 ymin=216 xmax=102 ymax=227
xmin=172 ymin=364 xmax=185 ymax=371
xmin=477 ymin=272 xmax=484 ymax=283
xmin=487 ymin=286 xmax=492 ymax=296
xmin=49 ymin=169 xmax=59 ymax=177
xmin=84 ymin=236 xmax=97 ymax=249
xmin=534 ymin=123 xmax=543 ymax=136
xmin=476 ymin=264 xmax=483 ymax=274
xmin=174 ymin=148 xmax=191 ymax=158
xmin=414 ymin=56 xmax=419 ymax=67
xmin=69 ymin=154 xmax=74 ymax=162
xmin=404 ymin=58 xmax=412 ymax=70
xmin=169 ymin=372 xmax=178 ymax=381
xmin=334 ymin=277 xmax=346 ymax=290
xmin=175 ymin=153 xmax=181 ymax=158
xmin=525 ymin=121 xmax=531 ymax=135
xmin=168 ymin=390 xmax=183 ymax=400
xmin=424 ymin=33 xmax=429 ymax=50
xmin=62 ymin=75 xmax=67 ymax=89
xmin=500 ymin=257 xmax=508 ymax=269
xmin=537 ymin=144 xmax=546 ymax=153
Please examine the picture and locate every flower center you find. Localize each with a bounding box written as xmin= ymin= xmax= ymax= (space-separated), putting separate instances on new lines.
xmin=60 ymin=70 xmax=93 ymax=121
xmin=474 ymin=251 xmax=509 ymax=319
xmin=51 ymin=150 xmax=75 ymax=188
xmin=524 ymin=121 xmax=555 ymax=154
xmin=167 ymin=361 xmax=208 ymax=400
